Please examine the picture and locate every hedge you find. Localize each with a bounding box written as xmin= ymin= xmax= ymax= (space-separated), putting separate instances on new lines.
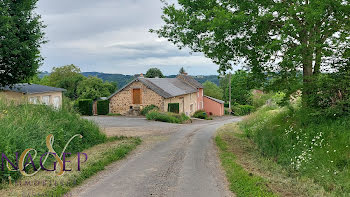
xmin=232 ymin=104 xmax=255 ymax=116
xmin=193 ymin=110 xmax=209 ymax=119
xmin=141 ymin=104 xmax=159 ymax=115
xmin=168 ymin=103 xmax=180 ymax=113
xmin=146 ymin=111 xmax=190 ymax=124
xmin=97 ymin=100 xmax=110 ymax=115
xmin=78 ymin=99 xmax=93 ymax=116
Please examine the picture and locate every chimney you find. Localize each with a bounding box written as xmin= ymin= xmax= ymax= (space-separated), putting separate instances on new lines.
xmin=139 ymin=73 xmax=144 ymax=78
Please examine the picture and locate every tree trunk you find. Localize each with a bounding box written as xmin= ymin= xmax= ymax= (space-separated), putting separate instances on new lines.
xmin=302 ymin=53 xmax=314 ymax=107
xmin=314 ymin=47 xmax=322 ymax=75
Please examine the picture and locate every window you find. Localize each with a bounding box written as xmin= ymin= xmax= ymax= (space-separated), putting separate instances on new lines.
xmin=133 ymin=89 xmax=141 ymax=104
xmin=53 ymin=96 xmax=60 ymax=109
xmin=190 ymin=104 xmax=193 ymax=113
xmin=42 ymin=96 xmax=50 ymax=105
xmin=29 ymin=97 xmax=38 ymax=104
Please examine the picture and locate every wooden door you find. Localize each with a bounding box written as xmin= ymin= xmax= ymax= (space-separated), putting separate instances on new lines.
xmin=133 ymin=89 xmax=141 ymax=104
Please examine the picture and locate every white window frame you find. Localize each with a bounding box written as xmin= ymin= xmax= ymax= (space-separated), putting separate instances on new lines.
xmin=29 ymin=96 xmax=38 ymax=104
xmin=53 ymin=96 xmax=60 ymax=109
xmin=42 ymin=95 xmax=51 ymax=105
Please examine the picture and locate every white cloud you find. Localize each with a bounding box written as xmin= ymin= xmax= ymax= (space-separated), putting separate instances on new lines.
xmin=36 ymin=0 xmax=223 ymax=75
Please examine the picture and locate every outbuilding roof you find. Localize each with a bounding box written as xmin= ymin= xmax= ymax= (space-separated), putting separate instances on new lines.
xmin=1 ymin=83 xmax=66 ymax=94
xmin=108 ymin=75 xmax=201 ymax=99
xmin=204 ymin=95 xmax=225 ymax=104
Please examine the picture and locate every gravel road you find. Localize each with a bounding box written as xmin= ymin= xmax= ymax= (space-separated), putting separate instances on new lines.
xmin=78 ymin=116 xmax=241 ymax=197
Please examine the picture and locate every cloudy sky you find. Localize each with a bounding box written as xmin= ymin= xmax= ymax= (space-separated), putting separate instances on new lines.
xmin=35 ymin=0 xmax=223 ymax=75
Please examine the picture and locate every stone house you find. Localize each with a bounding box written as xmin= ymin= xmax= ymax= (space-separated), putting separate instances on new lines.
xmin=108 ymin=74 xmax=204 ymax=116
xmin=0 ymin=83 xmax=66 ymax=109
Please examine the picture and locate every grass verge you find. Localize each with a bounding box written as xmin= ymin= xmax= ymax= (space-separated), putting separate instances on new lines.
xmin=216 ymin=129 xmax=276 ymax=197
xmin=216 ymin=123 xmax=327 ymax=197
xmin=0 ymin=137 xmax=141 ymax=197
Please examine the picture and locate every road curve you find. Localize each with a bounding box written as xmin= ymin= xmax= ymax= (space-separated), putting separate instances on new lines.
xmin=78 ymin=117 xmax=241 ymax=197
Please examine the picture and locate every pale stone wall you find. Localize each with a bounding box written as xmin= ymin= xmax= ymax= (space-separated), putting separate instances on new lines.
xmin=164 ymin=92 xmax=198 ymax=116
xmin=109 ymin=81 xmax=164 ymax=115
xmin=0 ymin=91 xmax=63 ymax=108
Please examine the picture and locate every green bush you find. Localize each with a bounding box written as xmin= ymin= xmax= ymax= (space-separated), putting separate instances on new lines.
xmin=232 ymin=104 xmax=255 ymax=116
xmin=146 ymin=111 xmax=190 ymax=124
xmin=97 ymin=100 xmax=109 ymax=115
xmin=141 ymin=104 xmax=159 ymax=115
xmin=0 ymin=99 xmax=106 ymax=183
xmin=168 ymin=103 xmax=179 ymax=113
xmin=78 ymin=99 xmax=93 ymax=116
xmin=251 ymin=91 xmax=275 ymax=109
xmin=193 ymin=110 xmax=209 ymax=119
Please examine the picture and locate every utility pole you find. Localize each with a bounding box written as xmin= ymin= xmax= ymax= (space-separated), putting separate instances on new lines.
xmin=228 ymin=72 xmax=232 ymax=112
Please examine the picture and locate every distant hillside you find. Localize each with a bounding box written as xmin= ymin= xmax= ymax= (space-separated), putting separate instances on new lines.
xmin=82 ymin=72 xmax=135 ymax=89
xmin=39 ymin=72 xmax=220 ymax=89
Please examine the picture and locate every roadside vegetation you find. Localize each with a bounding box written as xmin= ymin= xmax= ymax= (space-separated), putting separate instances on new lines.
xmin=0 ymin=98 xmax=107 ymax=183
xmin=192 ymin=110 xmax=212 ymax=120
xmin=140 ymin=104 xmax=159 ymax=116
xmin=217 ymin=88 xmax=350 ymax=196
xmin=146 ymin=110 xmax=190 ymax=124
xmin=1 ymin=136 xmax=141 ymax=197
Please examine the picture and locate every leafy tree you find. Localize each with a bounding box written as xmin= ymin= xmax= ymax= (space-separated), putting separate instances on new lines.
xmin=0 ymin=0 xmax=46 ymax=87
xmin=48 ymin=65 xmax=85 ymax=99
xmin=153 ymin=0 xmax=350 ymax=106
xmin=203 ymin=81 xmax=223 ymax=100
xmin=179 ymin=67 xmax=186 ymax=74
xmin=229 ymin=70 xmax=252 ymax=105
xmin=145 ymin=68 xmax=164 ymax=78
xmin=77 ymin=76 xmax=115 ymax=100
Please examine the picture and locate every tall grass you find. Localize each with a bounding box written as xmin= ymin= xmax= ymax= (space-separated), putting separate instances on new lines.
xmin=239 ymin=105 xmax=350 ymax=195
xmin=0 ymin=99 xmax=106 ymax=182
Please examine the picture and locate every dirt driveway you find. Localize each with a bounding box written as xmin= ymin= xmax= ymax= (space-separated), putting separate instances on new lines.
xmin=84 ymin=116 xmax=180 ymax=137
xmin=77 ymin=116 xmax=241 ymax=197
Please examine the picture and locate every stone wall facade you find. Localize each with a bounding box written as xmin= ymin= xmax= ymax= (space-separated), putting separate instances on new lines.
xmin=109 ymin=81 xmax=165 ymax=115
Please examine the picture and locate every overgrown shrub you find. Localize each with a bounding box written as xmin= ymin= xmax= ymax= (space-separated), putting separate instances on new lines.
xmin=232 ymin=104 xmax=255 ymax=116
xmin=0 ymin=99 xmax=106 ymax=183
xmin=146 ymin=111 xmax=189 ymax=123
xmin=193 ymin=110 xmax=209 ymax=119
xmin=97 ymin=100 xmax=109 ymax=115
xmin=239 ymin=105 xmax=350 ymax=195
xmin=78 ymin=99 xmax=93 ymax=116
xmin=168 ymin=103 xmax=179 ymax=113
xmin=141 ymin=104 xmax=159 ymax=115
xmin=251 ymin=92 xmax=275 ymax=109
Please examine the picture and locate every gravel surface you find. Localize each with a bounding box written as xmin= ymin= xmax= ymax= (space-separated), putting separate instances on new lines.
xmin=77 ymin=116 xmax=241 ymax=197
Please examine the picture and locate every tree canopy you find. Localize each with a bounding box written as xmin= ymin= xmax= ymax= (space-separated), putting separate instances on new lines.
xmin=145 ymin=68 xmax=164 ymax=78
xmin=47 ymin=65 xmax=85 ymax=99
xmin=0 ymin=0 xmax=46 ymax=87
xmin=77 ymin=76 xmax=116 ymax=100
xmin=153 ymin=0 xmax=350 ymax=106
xmin=33 ymin=65 xmax=117 ymax=100
xmin=203 ymin=81 xmax=223 ymax=100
